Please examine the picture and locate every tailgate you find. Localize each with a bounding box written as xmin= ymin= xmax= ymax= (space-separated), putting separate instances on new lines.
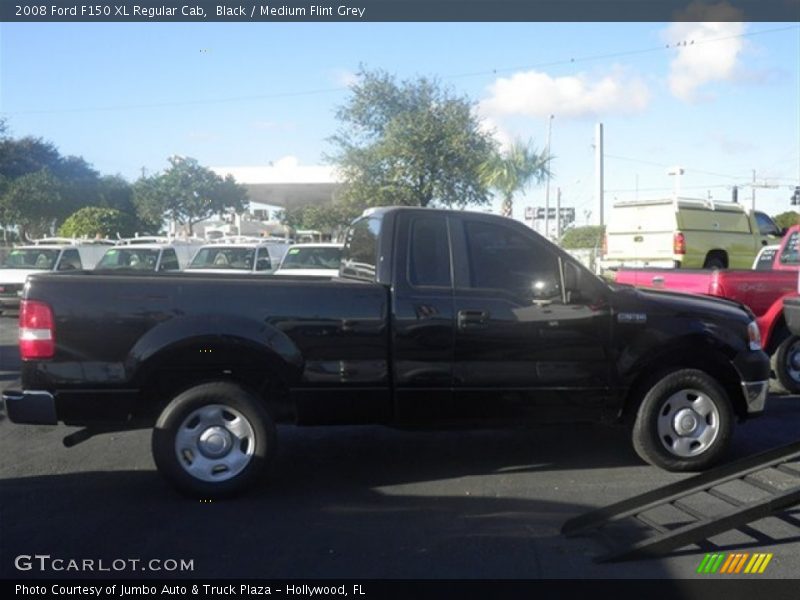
xmin=614 ymin=268 xmax=713 ymax=294
xmin=604 ymin=202 xmax=675 ymax=264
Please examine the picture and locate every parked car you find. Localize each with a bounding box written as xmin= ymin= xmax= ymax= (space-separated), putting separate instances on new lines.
xmin=612 ymin=224 xmax=800 ymax=391
xmin=2 ymin=207 xmax=769 ymax=496
xmin=602 ymin=197 xmax=782 ymax=270
xmin=0 ymin=238 xmax=113 ymax=312
xmin=273 ymin=243 xmax=343 ymax=277
xmin=753 ymin=245 xmax=780 ymax=270
xmin=96 ymin=238 xmax=203 ymax=273
xmin=185 ymin=238 xmax=289 ymax=274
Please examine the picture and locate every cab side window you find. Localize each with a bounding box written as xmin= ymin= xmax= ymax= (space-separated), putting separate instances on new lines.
xmin=57 ymin=249 xmax=82 ymax=271
xmin=463 ymin=220 xmax=561 ymax=301
xmin=408 ymin=216 xmax=451 ymax=288
xmin=756 ymin=211 xmax=780 ymax=236
xmin=159 ymin=249 xmax=180 ymax=271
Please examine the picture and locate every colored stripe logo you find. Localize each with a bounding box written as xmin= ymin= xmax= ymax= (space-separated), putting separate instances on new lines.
xmin=696 ymin=553 xmax=773 ymax=574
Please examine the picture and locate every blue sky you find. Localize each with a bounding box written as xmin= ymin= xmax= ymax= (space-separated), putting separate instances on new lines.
xmin=1 ymin=21 xmax=798 ymax=228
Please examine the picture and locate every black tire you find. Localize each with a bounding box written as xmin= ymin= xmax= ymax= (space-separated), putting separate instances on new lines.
xmin=773 ymin=335 xmax=800 ymax=395
xmin=703 ymin=254 xmax=726 ymax=269
xmin=632 ymin=369 xmax=734 ymax=472
xmin=152 ymin=382 xmax=276 ymax=497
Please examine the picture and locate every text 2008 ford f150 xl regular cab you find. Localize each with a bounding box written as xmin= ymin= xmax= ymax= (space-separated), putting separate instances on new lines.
xmin=2 ymin=207 xmax=770 ymax=496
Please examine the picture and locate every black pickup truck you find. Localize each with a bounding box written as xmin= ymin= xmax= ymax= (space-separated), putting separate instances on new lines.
xmin=3 ymin=207 xmax=770 ymax=496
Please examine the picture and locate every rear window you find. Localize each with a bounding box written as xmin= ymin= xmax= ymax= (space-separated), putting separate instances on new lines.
xmin=2 ymin=248 xmax=60 ymax=269
xmin=340 ymin=217 xmax=380 ymax=281
xmin=780 ymin=232 xmax=800 ymax=265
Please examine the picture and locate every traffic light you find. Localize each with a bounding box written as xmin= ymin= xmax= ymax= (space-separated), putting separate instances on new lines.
xmin=792 ymin=186 xmax=800 ymax=206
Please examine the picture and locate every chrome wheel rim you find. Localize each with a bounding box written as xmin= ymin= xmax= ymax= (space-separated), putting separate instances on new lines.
xmin=656 ymin=388 xmax=720 ymax=458
xmin=174 ymin=404 xmax=256 ymax=482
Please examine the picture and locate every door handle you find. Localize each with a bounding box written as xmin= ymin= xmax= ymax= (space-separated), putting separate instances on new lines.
xmin=457 ymin=309 xmax=489 ymax=329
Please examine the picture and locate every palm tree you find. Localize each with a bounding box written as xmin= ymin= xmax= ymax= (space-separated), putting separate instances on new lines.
xmin=480 ymin=140 xmax=551 ymax=218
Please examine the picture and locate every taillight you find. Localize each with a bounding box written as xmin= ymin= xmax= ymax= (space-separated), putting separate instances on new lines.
xmin=19 ymin=300 xmax=55 ymax=360
xmin=673 ymin=232 xmax=686 ymax=255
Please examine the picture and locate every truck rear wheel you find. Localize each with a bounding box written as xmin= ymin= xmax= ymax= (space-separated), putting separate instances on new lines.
xmin=773 ymin=335 xmax=800 ymax=395
xmin=703 ymin=252 xmax=727 ymax=269
xmin=632 ymin=369 xmax=733 ymax=471
xmin=152 ymin=382 xmax=276 ymax=497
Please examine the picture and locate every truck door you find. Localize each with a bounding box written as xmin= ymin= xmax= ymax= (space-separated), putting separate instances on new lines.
xmin=450 ymin=214 xmax=613 ymax=421
xmin=391 ymin=212 xmax=455 ymax=422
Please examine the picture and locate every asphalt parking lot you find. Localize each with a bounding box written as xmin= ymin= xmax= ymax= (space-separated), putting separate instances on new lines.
xmin=2 ymin=315 xmax=800 ymax=581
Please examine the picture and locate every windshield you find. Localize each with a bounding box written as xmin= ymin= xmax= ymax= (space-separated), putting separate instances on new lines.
xmin=188 ymin=247 xmax=256 ymax=270
xmin=1 ymin=249 xmax=60 ymax=270
xmin=280 ymin=247 xmax=342 ymax=270
xmin=96 ymin=248 xmax=160 ymax=271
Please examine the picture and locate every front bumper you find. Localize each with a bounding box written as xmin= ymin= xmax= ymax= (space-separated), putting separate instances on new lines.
xmin=0 ymin=296 xmax=21 ymax=309
xmin=1 ymin=386 xmax=57 ymax=424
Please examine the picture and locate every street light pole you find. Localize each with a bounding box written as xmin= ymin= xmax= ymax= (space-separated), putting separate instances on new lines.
xmin=668 ymin=166 xmax=684 ymax=203
xmin=544 ymin=115 xmax=554 ymax=239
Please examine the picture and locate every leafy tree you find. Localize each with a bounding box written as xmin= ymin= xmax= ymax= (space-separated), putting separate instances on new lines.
xmin=0 ymin=134 xmax=62 ymax=180
xmin=328 ymin=68 xmax=496 ymax=211
xmin=132 ymin=156 xmax=249 ymax=235
xmin=560 ymin=225 xmax=605 ymax=250
xmin=279 ymin=203 xmax=360 ymax=233
xmin=0 ymin=126 xmax=112 ymax=233
xmin=0 ymin=169 xmax=63 ymax=239
xmin=773 ymin=211 xmax=800 ymax=230
xmin=58 ymin=206 xmax=138 ymax=239
xmin=479 ymin=139 xmax=550 ymax=217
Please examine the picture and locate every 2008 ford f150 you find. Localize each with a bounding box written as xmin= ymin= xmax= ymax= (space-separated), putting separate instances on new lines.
xmin=2 ymin=207 xmax=770 ymax=496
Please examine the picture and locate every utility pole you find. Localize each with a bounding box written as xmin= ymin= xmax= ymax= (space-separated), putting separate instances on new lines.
xmin=556 ymin=187 xmax=562 ymax=239
xmin=595 ymin=123 xmax=604 ymax=227
xmin=748 ymin=172 xmax=778 ymax=210
xmin=545 ymin=115 xmax=554 ymax=238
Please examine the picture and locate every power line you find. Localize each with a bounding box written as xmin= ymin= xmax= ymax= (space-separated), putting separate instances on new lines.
xmin=2 ymin=24 xmax=796 ymax=116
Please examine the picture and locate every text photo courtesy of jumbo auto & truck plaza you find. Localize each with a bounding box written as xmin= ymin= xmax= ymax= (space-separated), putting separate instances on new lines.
xmin=1 ymin=1 xmax=800 ymax=598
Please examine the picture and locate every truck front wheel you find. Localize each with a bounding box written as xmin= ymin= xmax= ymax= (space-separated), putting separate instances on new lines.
xmin=773 ymin=335 xmax=800 ymax=395
xmin=632 ymin=369 xmax=733 ymax=471
xmin=152 ymin=382 xmax=276 ymax=497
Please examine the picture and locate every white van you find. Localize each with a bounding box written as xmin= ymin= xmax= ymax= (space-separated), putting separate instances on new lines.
xmin=0 ymin=238 xmax=114 ymax=311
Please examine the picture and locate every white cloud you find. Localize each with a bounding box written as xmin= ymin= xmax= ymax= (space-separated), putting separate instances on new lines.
xmin=330 ymin=68 xmax=359 ymax=88
xmin=476 ymin=113 xmax=513 ymax=151
xmin=479 ymin=67 xmax=650 ymax=120
xmin=709 ymin=131 xmax=755 ymax=155
xmin=663 ymin=20 xmax=746 ymax=102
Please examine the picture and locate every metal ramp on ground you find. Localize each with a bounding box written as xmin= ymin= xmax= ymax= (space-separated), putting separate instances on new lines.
xmin=561 ymin=441 xmax=800 ymax=562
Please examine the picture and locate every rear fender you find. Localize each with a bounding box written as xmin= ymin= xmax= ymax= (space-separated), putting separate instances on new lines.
xmin=125 ymin=315 xmax=303 ymax=386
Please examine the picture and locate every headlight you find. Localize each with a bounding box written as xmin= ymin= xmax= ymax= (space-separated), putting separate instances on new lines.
xmin=748 ymin=321 xmax=762 ymax=351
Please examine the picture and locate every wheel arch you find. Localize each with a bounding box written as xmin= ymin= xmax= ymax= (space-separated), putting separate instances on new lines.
xmin=703 ymin=249 xmax=729 ymax=269
xmin=126 ymin=316 xmax=303 ymax=422
xmin=620 ymin=342 xmax=747 ymax=422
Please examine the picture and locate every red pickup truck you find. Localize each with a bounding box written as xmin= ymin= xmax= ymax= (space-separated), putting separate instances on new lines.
xmin=613 ymin=225 xmax=800 ymax=394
